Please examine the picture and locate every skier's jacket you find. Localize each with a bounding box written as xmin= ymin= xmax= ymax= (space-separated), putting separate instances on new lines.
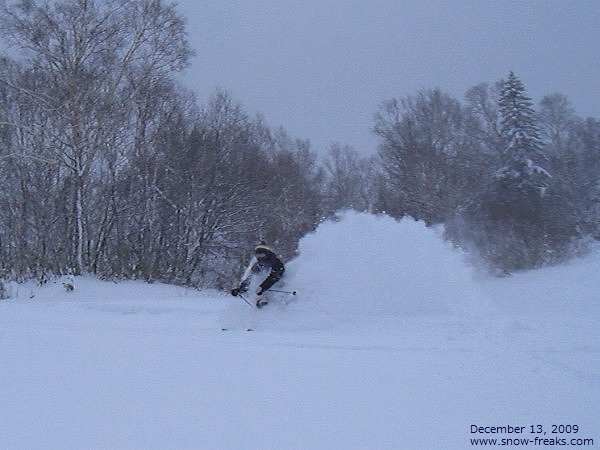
xmin=239 ymin=244 xmax=285 ymax=294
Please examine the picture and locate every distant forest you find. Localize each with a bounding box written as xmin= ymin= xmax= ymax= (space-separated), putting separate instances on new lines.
xmin=1 ymin=0 xmax=599 ymax=290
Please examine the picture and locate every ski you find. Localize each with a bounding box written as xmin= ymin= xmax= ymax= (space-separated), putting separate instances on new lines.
xmin=269 ymin=289 xmax=297 ymax=295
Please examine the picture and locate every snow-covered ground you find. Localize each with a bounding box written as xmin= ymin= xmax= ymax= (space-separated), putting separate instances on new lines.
xmin=1 ymin=211 xmax=599 ymax=449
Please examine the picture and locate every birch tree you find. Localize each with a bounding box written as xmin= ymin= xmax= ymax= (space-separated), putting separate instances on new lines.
xmin=0 ymin=0 xmax=192 ymax=274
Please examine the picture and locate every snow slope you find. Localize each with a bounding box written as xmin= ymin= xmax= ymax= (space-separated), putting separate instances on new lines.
xmin=1 ymin=211 xmax=599 ymax=449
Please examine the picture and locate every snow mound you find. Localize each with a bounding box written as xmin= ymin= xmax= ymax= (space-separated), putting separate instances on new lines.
xmin=222 ymin=211 xmax=482 ymax=331
xmin=291 ymin=210 xmax=479 ymax=311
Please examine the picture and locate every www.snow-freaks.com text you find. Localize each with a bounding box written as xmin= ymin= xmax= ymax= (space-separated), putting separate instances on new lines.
xmin=469 ymin=424 xmax=595 ymax=447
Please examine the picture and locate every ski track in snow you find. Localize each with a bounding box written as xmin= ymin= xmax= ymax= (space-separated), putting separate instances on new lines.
xmin=1 ymin=211 xmax=599 ymax=449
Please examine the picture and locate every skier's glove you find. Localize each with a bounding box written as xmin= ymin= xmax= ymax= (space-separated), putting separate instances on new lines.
xmin=231 ymin=288 xmax=240 ymax=296
xmin=256 ymin=287 xmax=264 ymax=296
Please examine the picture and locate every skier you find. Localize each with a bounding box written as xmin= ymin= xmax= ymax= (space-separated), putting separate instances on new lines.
xmin=231 ymin=242 xmax=285 ymax=308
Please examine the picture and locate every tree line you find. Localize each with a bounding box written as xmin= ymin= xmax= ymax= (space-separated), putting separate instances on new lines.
xmin=1 ymin=0 xmax=599 ymax=291
xmin=374 ymin=75 xmax=600 ymax=273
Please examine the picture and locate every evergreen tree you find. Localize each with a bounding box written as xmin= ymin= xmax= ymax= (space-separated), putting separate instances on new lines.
xmin=496 ymin=71 xmax=550 ymax=194
xmin=448 ymin=73 xmax=578 ymax=273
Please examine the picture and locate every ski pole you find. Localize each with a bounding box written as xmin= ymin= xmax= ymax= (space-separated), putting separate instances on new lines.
xmin=237 ymin=292 xmax=253 ymax=307
xmin=269 ymin=289 xmax=297 ymax=295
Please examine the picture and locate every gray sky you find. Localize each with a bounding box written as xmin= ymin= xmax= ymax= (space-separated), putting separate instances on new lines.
xmin=177 ymin=0 xmax=600 ymax=154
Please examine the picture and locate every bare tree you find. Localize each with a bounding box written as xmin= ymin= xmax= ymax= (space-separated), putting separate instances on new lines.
xmin=323 ymin=143 xmax=379 ymax=213
xmin=0 ymin=0 xmax=193 ymax=274
xmin=262 ymin=130 xmax=325 ymax=260
xmin=374 ymin=88 xmax=474 ymax=224
xmin=463 ymin=82 xmax=504 ymax=155
xmin=538 ymin=93 xmax=577 ymax=154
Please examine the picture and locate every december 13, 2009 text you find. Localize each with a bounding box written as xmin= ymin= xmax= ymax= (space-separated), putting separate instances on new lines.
xmin=470 ymin=424 xmax=595 ymax=447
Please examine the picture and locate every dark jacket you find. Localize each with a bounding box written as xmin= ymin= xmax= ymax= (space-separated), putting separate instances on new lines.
xmin=253 ymin=247 xmax=285 ymax=291
xmin=240 ymin=245 xmax=285 ymax=293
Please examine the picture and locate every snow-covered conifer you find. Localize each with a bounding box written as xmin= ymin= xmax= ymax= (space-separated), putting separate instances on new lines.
xmin=497 ymin=71 xmax=550 ymax=194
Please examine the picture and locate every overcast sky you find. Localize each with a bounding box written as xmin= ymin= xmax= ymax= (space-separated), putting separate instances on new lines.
xmin=177 ymin=0 xmax=599 ymax=154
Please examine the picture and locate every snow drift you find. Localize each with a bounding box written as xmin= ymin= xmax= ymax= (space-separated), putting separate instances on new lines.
xmin=221 ymin=211 xmax=483 ymax=331
xmin=287 ymin=211 xmax=479 ymax=315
